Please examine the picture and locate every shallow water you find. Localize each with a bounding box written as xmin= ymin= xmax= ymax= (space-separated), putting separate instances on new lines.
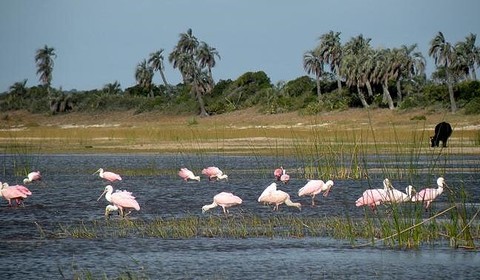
xmin=0 ymin=154 xmax=479 ymax=279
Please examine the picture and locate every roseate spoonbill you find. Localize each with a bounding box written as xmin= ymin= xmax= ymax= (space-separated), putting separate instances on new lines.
xmin=280 ymin=169 xmax=290 ymax=184
xmin=258 ymin=182 xmax=278 ymax=204
xmin=274 ymin=167 xmax=284 ymax=181
xmin=201 ymin=166 xmax=228 ymax=181
xmin=202 ymin=192 xmax=242 ymax=215
xmin=23 ymin=171 xmax=41 ymax=184
xmin=298 ymin=180 xmax=334 ymax=206
xmin=383 ymin=178 xmax=415 ymax=203
xmin=93 ymin=168 xmax=122 ymax=182
xmin=411 ymin=177 xmax=446 ymax=209
xmin=0 ymin=183 xmax=32 ymax=206
xmin=259 ymin=189 xmax=301 ymax=211
xmin=104 ymin=204 xmax=132 ymax=218
xmin=97 ymin=185 xmax=140 ymax=217
xmin=355 ymin=188 xmax=389 ymax=211
xmin=178 ymin=168 xmax=200 ymax=181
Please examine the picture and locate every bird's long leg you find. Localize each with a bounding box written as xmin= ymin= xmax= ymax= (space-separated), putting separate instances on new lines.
xmin=311 ymin=196 xmax=315 ymax=206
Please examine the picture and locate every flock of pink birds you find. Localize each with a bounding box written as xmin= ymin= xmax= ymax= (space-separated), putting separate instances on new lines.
xmin=0 ymin=166 xmax=447 ymax=218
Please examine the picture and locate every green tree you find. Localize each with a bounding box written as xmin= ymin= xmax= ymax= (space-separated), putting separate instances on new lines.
xmin=169 ymin=28 xmax=217 ymax=116
xmin=103 ymin=81 xmax=122 ymax=95
xmin=429 ymin=31 xmax=457 ymax=112
xmin=196 ymin=42 xmax=221 ymax=85
xmin=148 ymin=49 xmax=169 ymax=88
xmin=341 ymin=34 xmax=373 ymax=108
xmin=35 ymin=45 xmax=56 ymax=95
xmin=455 ymin=33 xmax=479 ymax=81
xmin=316 ymin=31 xmax=343 ymax=91
xmin=303 ymin=50 xmax=324 ymax=100
xmin=135 ymin=60 xmax=154 ymax=97
xmin=9 ymin=79 xmax=28 ymax=97
xmin=372 ymin=48 xmax=395 ymax=109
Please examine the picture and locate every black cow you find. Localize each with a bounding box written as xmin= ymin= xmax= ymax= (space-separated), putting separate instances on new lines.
xmin=430 ymin=122 xmax=452 ymax=147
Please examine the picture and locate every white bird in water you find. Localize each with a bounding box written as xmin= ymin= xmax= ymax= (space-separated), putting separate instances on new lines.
xmin=411 ymin=177 xmax=446 ymax=209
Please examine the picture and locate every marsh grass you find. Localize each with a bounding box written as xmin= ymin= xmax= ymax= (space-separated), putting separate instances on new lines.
xmin=51 ymin=210 xmax=479 ymax=249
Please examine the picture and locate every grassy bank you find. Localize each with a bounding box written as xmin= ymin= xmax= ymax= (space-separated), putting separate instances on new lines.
xmin=1 ymin=108 xmax=479 ymax=155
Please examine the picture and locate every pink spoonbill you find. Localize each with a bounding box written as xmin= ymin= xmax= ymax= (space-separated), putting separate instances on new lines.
xmin=178 ymin=168 xmax=200 ymax=181
xmin=383 ymin=178 xmax=415 ymax=203
xmin=259 ymin=186 xmax=301 ymax=211
xmin=201 ymin=166 xmax=228 ymax=181
xmin=23 ymin=171 xmax=42 ymax=184
xmin=97 ymin=185 xmax=140 ymax=217
xmin=355 ymin=188 xmax=389 ymax=211
xmin=93 ymin=168 xmax=122 ymax=182
xmin=0 ymin=182 xmax=32 ymax=206
xmin=202 ymin=192 xmax=242 ymax=215
xmin=411 ymin=177 xmax=446 ymax=209
xmin=280 ymin=169 xmax=290 ymax=184
xmin=258 ymin=182 xmax=278 ymax=205
xmin=298 ymin=180 xmax=334 ymax=206
xmin=274 ymin=167 xmax=284 ymax=181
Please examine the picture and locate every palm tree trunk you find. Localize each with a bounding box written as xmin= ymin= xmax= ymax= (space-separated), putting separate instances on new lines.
xmin=159 ymin=70 xmax=169 ymax=88
xmin=382 ymin=82 xmax=395 ymax=110
xmin=334 ymin=64 xmax=342 ymax=91
xmin=396 ymin=79 xmax=402 ymax=102
xmin=356 ymin=84 xmax=369 ymax=108
xmin=366 ymin=81 xmax=373 ymax=97
xmin=316 ymin=75 xmax=322 ymax=101
xmin=195 ymin=91 xmax=209 ymax=117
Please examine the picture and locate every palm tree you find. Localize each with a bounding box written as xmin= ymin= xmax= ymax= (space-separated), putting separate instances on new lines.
xmin=196 ymin=42 xmax=221 ymax=85
xmin=429 ymin=31 xmax=457 ymax=112
xmin=394 ymin=44 xmax=426 ymax=101
xmin=316 ymin=31 xmax=343 ymax=91
xmin=35 ymin=45 xmax=56 ymax=95
xmin=148 ymin=50 xmax=169 ymax=88
xmin=303 ymin=50 xmax=324 ymax=100
xmin=190 ymin=68 xmax=212 ymax=117
xmin=341 ymin=35 xmax=373 ymax=108
xmin=103 ymin=81 xmax=122 ymax=95
xmin=9 ymin=79 xmax=28 ymax=97
xmin=169 ymin=28 xmax=219 ymax=117
xmin=177 ymin=28 xmax=199 ymax=55
xmin=455 ymin=33 xmax=479 ymax=80
xmin=372 ymin=49 xmax=395 ymax=109
xmin=135 ymin=60 xmax=154 ymax=97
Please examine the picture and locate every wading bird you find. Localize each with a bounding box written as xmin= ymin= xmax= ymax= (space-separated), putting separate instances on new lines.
xmin=258 ymin=185 xmax=302 ymax=211
xmin=178 ymin=168 xmax=200 ymax=181
xmin=258 ymin=182 xmax=278 ymax=204
xmin=274 ymin=167 xmax=284 ymax=181
xmin=0 ymin=183 xmax=32 ymax=206
xmin=202 ymin=192 xmax=242 ymax=215
xmin=280 ymin=169 xmax=290 ymax=184
xmin=383 ymin=178 xmax=415 ymax=203
xmin=97 ymin=185 xmax=140 ymax=217
xmin=355 ymin=188 xmax=388 ymax=211
xmin=23 ymin=171 xmax=42 ymax=184
xmin=104 ymin=204 xmax=121 ymax=218
xmin=411 ymin=177 xmax=446 ymax=209
xmin=201 ymin=166 xmax=228 ymax=181
xmin=93 ymin=168 xmax=122 ymax=182
xmin=298 ymin=180 xmax=334 ymax=206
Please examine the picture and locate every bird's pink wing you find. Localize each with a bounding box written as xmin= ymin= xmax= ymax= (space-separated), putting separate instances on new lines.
xmin=105 ymin=172 xmax=122 ymax=181
xmin=111 ymin=191 xmax=140 ymax=210
xmin=414 ymin=189 xmax=435 ymax=201
xmin=1 ymin=188 xmax=28 ymax=199
xmin=13 ymin=185 xmax=32 ymax=196
xmin=355 ymin=189 xmax=386 ymax=207
xmin=298 ymin=180 xmax=322 ymax=196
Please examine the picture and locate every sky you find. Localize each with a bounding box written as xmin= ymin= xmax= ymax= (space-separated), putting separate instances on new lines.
xmin=1 ymin=0 xmax=479 ymax=93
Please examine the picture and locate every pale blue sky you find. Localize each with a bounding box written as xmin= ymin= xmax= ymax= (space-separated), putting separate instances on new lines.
xmin=1 ymin=0 xmax=479 ymax=92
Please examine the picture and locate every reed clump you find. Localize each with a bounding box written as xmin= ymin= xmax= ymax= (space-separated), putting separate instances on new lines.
xmin=52 ymin=212 xmax=479 ymax=249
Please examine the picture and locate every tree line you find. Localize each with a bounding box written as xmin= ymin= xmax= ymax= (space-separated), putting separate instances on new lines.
xmin=1 ymin=29 xmax=479 ymax=116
